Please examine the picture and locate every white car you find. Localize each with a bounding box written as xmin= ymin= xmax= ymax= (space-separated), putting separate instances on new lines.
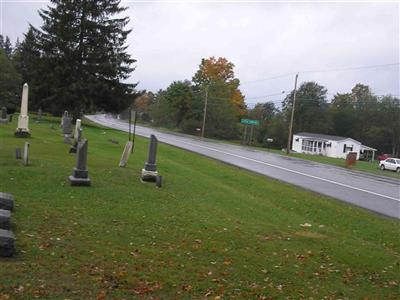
xmin=379 ymin=158 xmax=400 ymax=173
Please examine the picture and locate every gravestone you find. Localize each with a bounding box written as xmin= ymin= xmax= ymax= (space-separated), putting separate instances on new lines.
xmin=156 ymin=175 xmax=162 ymax=188
xmin=0 ymin=210 xmax=11 ymax=230
xmin=37 ymin=107 xmax=43 ymax=122
xmin=69 ymin=119 xmax=82 ymax=153
xmin=69 ymin=139 xmax=91 ymax=186
xmin=0 ymin=229 xmax=15 ymax=257
xmin=61 ymin=111 xmax=72 ymax=135
xmin=0 ymin=107 xmax=8 ymax=124
xmin=15 ymin=148 xmax=22 ymax=159
xmin=141 ymin=135 xmax=159 ymax=182
xmin=15 ymin=83 xmax=31 ymax=138
xmin=0 ymin=192 xmax=14 ymax=211
xmin=119 ymin=141 xmax=133 ymax=167
xmin=23 ymin=142 xmax=30 ymax=166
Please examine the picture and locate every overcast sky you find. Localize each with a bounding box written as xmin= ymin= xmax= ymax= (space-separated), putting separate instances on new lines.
xmin=1 ymin=1 xmax=399 ymax=106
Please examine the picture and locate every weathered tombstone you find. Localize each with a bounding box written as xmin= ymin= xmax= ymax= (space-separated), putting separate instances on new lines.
xmin=119 ymin=141 xmax=133 ymax=167
xmin=0 ymin=210 xmax=11 ymax=230
xmin=15 ymin=83 xmax=31 ymax=137
xmin=156 ymin=175 xmax=162 ymax=188
xmin=69 ymin=119 xmax=82 ymax=153
xmin=0 ymin=107 xmax=8 ymax=124
xmin=0 ymin=193 xmax=14 ymax=211
xmin=0 ymin=229 xmax=15 ymax=257
xmin=37 ymin=107 xmax=43 ymax=122
xmin=23 ymin=142 xmax=30 ymax=166
xmin=141 ymin=135 xmax=159 ymax=182
xmin=61 ymin=111 xmax=72 ymax=135
xmin=69 ymin=139 xmax=91 ymax=186
xmin=15 ymin=148 xmax=22 ymax=159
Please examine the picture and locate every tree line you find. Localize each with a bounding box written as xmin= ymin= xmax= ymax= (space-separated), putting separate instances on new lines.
xmin=134 ymin=59 xmax=399 ymax=157
xmin=0 ymin=0 xmax=137 ymax=118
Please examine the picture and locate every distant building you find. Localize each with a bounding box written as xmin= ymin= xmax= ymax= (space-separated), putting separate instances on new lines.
xmin=292 ymin=132 xmax=376 ymax=160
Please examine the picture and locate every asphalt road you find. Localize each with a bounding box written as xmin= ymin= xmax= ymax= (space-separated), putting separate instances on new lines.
xmin=87 ymin=114 xmax=400 ymax=219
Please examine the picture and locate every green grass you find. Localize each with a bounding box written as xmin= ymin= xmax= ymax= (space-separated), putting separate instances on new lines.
xmin=0 ymin=116 xmax=399 ymax=299
xmin=127 ymin=119 xmax=400 ymax=179
xmin=277 ymin=151 xmax=400 ymax=179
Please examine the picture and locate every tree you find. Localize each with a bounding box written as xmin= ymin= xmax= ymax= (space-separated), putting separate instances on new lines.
xmin=330 ymin=93 xmax=356 ymax=137
xmin=0 ymin=49 xmax=22 ymax=113
xmin=3 ymin=36 xmax=13 ymax=57
xmin=12 ymin=26 xmax=43 ymax=109
xmin=376 ymin=96 xmax=400 ymax=156
xmin=151 ymin=81 xmax=203 ymax=132
xmin=247 ymin=102 xmax=278 ymax=145
xmin=349 ymin=83 xmax=379 ymax=142
xmin=34 ymin=0 xmax=136 ymax=116
xmin=193 ymin=56 xmax=246 ymax=118
xmin=133 ymin=91 xmax=154 ymax=122
xmin=282 ymin=81 xmax=330 ymax=134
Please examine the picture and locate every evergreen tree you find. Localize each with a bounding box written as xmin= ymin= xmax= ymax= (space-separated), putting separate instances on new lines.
xmin=35 ymin=0 xmax=136 ymax=116
xmin=3 ymin=36 xmax=13 ymax=57
xmin=0 ymin=35 xmax=13 ymax=57
xmin=0 ymin=49 xmax=22 ymax=112
xmin=12 ymin=26 xmax=43 ymax=109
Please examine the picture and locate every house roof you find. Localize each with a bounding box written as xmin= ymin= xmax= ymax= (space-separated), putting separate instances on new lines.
xmin=294 ymin=132 xmax=359 ymax=142
xmin=360 ymin=144 xmax=377 ymax=151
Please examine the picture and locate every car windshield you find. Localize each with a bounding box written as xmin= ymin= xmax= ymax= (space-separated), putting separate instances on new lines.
xmin=395 ymin=159 xmax=400 ymax=164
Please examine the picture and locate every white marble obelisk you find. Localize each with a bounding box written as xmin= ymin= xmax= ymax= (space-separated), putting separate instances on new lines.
xmin=15 ymin=83 xmax=30 ymax=137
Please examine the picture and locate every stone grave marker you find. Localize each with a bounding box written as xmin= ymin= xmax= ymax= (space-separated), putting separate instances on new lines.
xmin=15 ymin=148 xmax=22 ymax=159
xmin=69 ymin=119 xmax=82 ymax=153
xmin=61 ymin=111 xmax=72 ymax=135
xmin=0 ymin=193 xmax=14 ymax=211
xmin=37 ymin=107 xmax=43 ymax=122
xmin=0 ymin=210 xmax=11 ymax=230
xmin=119 ymin=141 xmax=133 ymax=167
xmin=0 ymin=107 xmax=8 ymax=124
xmin=15 ymin=83 xmax=31 ymax=138
xmin=69 ymin=139 xmax=91 ymax=186
xmin=0 ymin=229 xmax=15 ymax=257
xmin=141 ymin=134 xmax=159 ymax=182
xmin=23 ymin=142 xmax=30 ymax=166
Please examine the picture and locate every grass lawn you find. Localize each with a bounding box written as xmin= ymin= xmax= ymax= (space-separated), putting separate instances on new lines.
xmin=0 ymin=116 xmax=399 ymax=299
xmin=125 ymin=118 xmax=399 ymax=180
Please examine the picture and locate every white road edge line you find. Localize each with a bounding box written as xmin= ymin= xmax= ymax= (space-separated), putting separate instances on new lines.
xmin=90 ymin=115 xmax=400 ymax=202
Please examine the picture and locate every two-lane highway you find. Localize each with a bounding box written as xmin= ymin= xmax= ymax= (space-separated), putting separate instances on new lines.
xmin=87 ymin=114 xmax=400 ymax=219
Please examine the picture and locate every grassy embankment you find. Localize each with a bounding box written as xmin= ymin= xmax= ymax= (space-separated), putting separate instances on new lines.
xmin=0 ymin=116 xmax=399 ymax=299
xmin=126 ymin=119 xmax=399 ymax=179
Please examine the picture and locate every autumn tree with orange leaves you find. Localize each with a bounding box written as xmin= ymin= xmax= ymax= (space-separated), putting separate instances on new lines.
xmin=193 ymin=57 xmax=246 ymax=118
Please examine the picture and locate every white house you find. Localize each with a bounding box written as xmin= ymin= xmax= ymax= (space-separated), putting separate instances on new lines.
xmin=292 ymin=132 xmax=376 ymax=160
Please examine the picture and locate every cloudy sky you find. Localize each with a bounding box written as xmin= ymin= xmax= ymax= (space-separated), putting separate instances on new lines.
xmin=1 ymin=1 xmax=399 ymax=106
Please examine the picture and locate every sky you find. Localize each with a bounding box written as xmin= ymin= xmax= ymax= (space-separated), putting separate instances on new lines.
xmin=1 ymin=0 xmax=399 ymax=107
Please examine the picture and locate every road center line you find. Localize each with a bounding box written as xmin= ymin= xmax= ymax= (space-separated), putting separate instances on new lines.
xmin=92 ymin=115 xmax=400 ymax=202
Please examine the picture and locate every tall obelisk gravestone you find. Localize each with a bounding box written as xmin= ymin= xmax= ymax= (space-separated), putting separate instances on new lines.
xmin=69 ymin=139 xmax=91 ymax=186
xmin=15 ymin=83 xmax=30 ymax=138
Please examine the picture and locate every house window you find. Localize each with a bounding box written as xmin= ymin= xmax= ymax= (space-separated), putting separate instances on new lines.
xmin=343 ymin=144 xmax=347 ymax=153
xmin=302 ymin=140 xmax=313 ymax=152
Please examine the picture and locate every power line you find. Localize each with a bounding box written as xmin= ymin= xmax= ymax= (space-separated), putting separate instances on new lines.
xmin=240 ymin=62 xmax=399 ymax=85
xmin=299 ymin=62 xmax=399 ymax=75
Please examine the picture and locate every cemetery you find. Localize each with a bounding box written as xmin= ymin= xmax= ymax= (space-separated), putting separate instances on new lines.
xmin=0 ymin=113 xmax=399 ymax=299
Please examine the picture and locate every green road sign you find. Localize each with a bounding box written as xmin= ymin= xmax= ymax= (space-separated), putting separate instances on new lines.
xmin=240 ymin=119 xmax=260 ymax=126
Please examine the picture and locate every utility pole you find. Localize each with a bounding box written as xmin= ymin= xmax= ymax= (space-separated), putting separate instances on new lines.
xmin=287 ymin=73 xmax=299 ymax=154
xmin=201 ymin=85 xmax=209 ymax=138
xmin=128 ymin=106 xmax=132 ymax=143
xmin=132 ymin=110 xmax=137 ymax=153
